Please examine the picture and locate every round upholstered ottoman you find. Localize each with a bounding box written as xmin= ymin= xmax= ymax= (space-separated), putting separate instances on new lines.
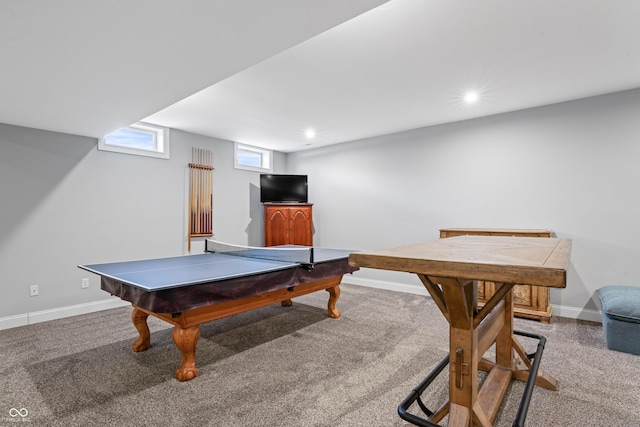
xmin=597 ymin=285 xmax=640 ymax=355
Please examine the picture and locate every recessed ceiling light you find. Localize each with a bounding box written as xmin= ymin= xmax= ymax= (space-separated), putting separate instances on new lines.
xmin=304 ymin=129 xmax=316 ymax=139
xmin=464 ymin=91 xmax=479 ymax=104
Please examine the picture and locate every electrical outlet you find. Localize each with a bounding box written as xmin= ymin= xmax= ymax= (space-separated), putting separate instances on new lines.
xmin=81 ymin=278 xmax=90 ymax=289
xmin=30 ymin=285 xmax=39 ymax=296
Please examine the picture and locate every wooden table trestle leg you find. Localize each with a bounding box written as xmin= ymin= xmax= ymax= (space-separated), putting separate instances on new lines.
xmin=410 ymin=276 xmax=560 ymax=426
xmin=440 ymin=277 xmax=480 ymax=426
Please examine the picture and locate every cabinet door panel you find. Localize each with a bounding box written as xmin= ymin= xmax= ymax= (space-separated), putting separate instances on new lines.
xmin=289 ymin=208 xmax=312 ymax=246
xmin=513 ymin=284 xmax=533 ymax=308
xmin=265 ymin=208 xmax=289 ymax=246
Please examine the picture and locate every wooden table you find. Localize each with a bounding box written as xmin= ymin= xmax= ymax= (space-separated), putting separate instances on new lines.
xmin=349 ymin=235 xmax=571 ymax=427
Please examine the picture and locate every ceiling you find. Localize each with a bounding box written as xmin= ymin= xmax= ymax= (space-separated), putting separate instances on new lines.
xmin=3 ymin=1 xmax=640 ymax=153
xmin=0 ymin=0 xmax=386 ymax=140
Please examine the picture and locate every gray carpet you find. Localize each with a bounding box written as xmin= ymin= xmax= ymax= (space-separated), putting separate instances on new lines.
xmin=1 ymin=284 xmax=638 ymax=426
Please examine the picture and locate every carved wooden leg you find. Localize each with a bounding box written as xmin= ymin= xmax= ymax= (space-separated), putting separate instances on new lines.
xmin=172 ymin=325 xmax=200 ymax=381
xmin=326 ymin=285 xmax=341 ymax=318
xmin=131 ymin=306 xmax=151 ymax=352
xmin=281 ymin=299 xmax=293 ymax=307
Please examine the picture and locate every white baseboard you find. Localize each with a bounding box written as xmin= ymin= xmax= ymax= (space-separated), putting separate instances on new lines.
xmin=343 ymin=276 xmax=428 ymax=295
xmin=0 ymin=298 xmax=130 ymax=331
xmin=549 ymin=304 xmax=602 ymax=323
xmin=343 ymin=276 xmax=602 ymax=323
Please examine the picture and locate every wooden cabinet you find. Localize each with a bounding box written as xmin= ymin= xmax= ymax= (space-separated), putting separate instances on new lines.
xmin=439 ymin=228 xmax=554 ymax=323
xmin=264 ymin=203 xmax=313 ymax=246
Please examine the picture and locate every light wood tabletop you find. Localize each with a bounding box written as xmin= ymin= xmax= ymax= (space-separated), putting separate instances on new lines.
xmin=349 ymin=235 xmax=570 ymax=287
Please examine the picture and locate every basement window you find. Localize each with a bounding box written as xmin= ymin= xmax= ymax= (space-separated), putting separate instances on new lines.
xmin=234 ymin=143 xmax=272 ymax=172
xmin=99 ymin=122 xmax=170 ymax=159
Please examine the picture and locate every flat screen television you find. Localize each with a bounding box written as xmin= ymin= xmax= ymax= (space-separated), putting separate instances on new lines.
xmin=260 ymin=174 xmax=308 ymax=203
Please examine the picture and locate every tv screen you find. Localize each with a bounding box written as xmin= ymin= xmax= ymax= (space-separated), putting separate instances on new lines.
xmin=260 ymin=174 xmax=308 ymax=203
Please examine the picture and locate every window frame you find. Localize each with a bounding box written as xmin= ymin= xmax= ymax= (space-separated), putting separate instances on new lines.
xmin=98 ymin=122 xmax=170 ymax=159
xmin=234 ymin=142 xmax=273 ymax=172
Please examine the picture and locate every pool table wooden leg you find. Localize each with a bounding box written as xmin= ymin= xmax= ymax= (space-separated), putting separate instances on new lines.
xmin=172 ymin=325 xmax=200 ymax=381
xmin=326 ymin=285 xmax=341 ymax=318
xmin=131 ymin=306 xmax=151 ymax=352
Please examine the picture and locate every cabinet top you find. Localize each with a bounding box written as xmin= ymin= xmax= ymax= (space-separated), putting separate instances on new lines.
xmin=439 ymin=228 xmax=553 ymax=237
xmin=263 ymin=202 xmax=313 ymax=206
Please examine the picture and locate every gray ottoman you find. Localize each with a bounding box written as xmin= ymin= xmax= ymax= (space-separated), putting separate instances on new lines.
xmin=597 ymin=285 xmax=640 ymax=355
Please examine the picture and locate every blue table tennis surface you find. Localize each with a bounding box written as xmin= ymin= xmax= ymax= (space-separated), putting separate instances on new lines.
xmin=80 ymin=248 xmax=353 ymax=292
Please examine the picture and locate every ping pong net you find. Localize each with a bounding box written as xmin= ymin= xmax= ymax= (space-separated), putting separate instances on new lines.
xmin=205 ymin=239 xmax=314 ymax=265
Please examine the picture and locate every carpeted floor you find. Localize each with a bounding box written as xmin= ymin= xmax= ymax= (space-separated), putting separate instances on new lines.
xmin=1 ymin=284 xmax=638 ymax=426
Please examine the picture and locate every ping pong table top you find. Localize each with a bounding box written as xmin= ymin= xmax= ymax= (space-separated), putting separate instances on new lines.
xmin=79 ymin=245 xmax=354 ymax=292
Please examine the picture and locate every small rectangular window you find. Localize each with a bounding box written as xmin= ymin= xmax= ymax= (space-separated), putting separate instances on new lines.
xmin=234 ymin=143 xmax=272 ymax=172
xmin=99 ymin=122 xmax=170 ymax=159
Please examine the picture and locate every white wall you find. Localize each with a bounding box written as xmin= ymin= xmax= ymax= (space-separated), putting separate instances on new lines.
xmin=3 ymin=89 xmax=639 ymax=328
xmin=0 ymin=125 xmax=285 ymax=328
xmin=288 ymin=89 xmax=640 ymax=322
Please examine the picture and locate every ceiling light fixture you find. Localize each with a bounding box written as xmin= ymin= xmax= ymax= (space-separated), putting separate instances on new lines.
xmin=464 ymin=91 xmax=479 ymax=104
xmin=304 ymin=129 xmax=316 ymax=139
